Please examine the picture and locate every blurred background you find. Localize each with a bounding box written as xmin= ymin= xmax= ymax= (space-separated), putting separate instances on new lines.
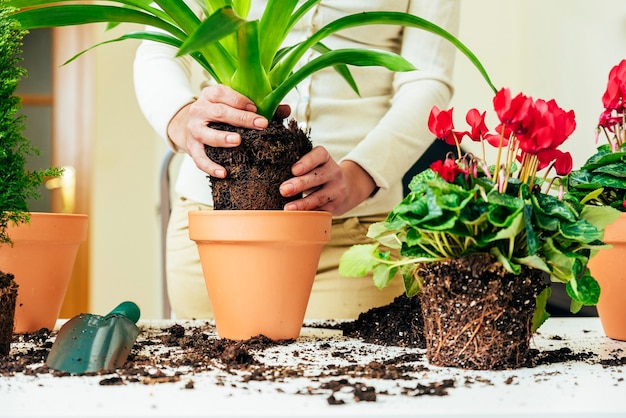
xmin=17 ymin=0 xmax=626 ymax=319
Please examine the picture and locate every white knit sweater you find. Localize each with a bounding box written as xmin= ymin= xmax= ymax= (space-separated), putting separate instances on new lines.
xmin=134 ymin=0 xmax=459 ymax=218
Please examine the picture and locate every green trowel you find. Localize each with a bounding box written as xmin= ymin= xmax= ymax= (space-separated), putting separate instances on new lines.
xmin=46 ymin=301 xmax=141 ymax=374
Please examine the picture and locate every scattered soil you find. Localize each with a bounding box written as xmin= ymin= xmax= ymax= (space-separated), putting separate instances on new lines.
xmin=339 ymin=293 xmax=425 ymax=348
xmin=2 ymin=308 xmax=622 ymax=405
xmin=206 ymin=119 xmax=312 ymax=210
xmin=1 ymin=264 xmax=622 ymax=405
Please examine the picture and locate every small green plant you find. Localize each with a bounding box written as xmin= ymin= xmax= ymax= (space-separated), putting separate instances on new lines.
xmin=565 ymin=59 xmax=626 ymax=211
xmin=339 ymin=88 xmax=622 ymax=326
xmin=7 ymin=0 xmax=496 ymax=120
xmin=0 ymin=5 xmax=62 ymax=245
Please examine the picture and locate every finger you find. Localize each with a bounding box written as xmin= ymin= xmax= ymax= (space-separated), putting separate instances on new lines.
xmin=198 ymin=85 xmax=267 ymax=130
xmin=291 ymin=146 xmax=330 ymax=176
xmin=188 ymin=121 xmax=242 ymax=148
xmin=187 ymin=138 xmax=227 ymax=178
xmin=284 ymin=189 xmax=338 ymax=212
xmin=279 ymin=168 xmax=328 ymax=198
xmin=201 ymin=84 xmax=256 ymax=111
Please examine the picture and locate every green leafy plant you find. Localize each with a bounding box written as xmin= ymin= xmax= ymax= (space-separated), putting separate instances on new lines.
xmin=0 ymin=5 xmax=62 ymax=245
xmin=7 ymin=0 xmax=496 ymax=120
xmin=340 ymin=87 xmax=621 ymax=325
xmin=565 ymin=59 xmax=626 ymax=211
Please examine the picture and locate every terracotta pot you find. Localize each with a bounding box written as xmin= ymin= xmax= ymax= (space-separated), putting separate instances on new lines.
xmin=0 ymin=213 xmax=88 ymax=333
xmin=588 ymin=212 xmax=626 ymax=341
xmin=188 ymin=210 xmax=332 ymax=340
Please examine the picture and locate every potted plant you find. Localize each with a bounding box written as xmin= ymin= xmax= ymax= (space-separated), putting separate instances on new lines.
xmin=340 ymin=87 xmax=621 ymax=369
xmin=0 ymin=4 xmax=88 ymax=338
xmin=565 ymin=59 xmax=626 ymax=341
xmin=7 ymin=0 xmax=496 ymax=340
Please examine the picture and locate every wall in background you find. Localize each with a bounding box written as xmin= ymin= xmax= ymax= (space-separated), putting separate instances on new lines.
xmin=85 ymin=1 xmax=626 ymax=319
xmin=450 ymin=0 xmax=626 ymax=165
xmin=89 ymin=24 xmax=167 ymax=318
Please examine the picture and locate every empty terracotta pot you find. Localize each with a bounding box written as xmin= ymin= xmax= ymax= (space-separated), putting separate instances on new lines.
xmin=588 ymin=212 xmax=626 ymax=341
xmin=189 ymin=210 xmax=331 ymax=340
xmin=0 ymin=213 xmax=88 ymax=333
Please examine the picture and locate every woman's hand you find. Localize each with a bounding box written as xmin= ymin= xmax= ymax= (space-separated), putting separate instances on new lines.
xmin=279 ymin=146 xmax=377 ymax=216
xmin=167 ymin=84 xmax=289 ymax=177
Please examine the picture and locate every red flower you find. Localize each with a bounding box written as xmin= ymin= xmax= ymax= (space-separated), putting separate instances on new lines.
xmin=537 ymin=149 xmax=573 ymax=175
xmin=518 ymin=99 xmax=576 ymax=155
xmin=428 ymin=106 xmax=463 ymax=146
xmin=598 ymin=108 xmax=621 ymax=130
xmin=493 ymin=88 xmax=534 ymax=138
xmin=485 ymin=124 xmax=511 ymax=148
xmin=430 ymin=158 xmax=462 ymax=182
xmin=602 ymin=77 xmax=622 ymax=111
xmin=602 ymin=59 xmax=626 ymax=112
xmin=465 ymin=108 xmax=489 ymax=141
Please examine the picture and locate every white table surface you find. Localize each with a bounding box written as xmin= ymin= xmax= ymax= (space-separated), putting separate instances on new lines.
xmin=1 ymin=317 xmax=625 ymax=418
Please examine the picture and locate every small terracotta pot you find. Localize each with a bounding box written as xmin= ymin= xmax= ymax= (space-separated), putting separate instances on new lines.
xmin=588 ymin=212 xmax=626 ymax=341
xmin=189 ymin=210 xmax=331 ymax=340
xmin=0 ymin=213 xmax=88 ymax=333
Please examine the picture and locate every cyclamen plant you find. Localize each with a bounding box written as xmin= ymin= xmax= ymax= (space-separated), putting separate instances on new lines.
xmin=565 ymin=59 xmax=626 ymax=210
xmin=340 ymin=87 xmax=621 ymax=318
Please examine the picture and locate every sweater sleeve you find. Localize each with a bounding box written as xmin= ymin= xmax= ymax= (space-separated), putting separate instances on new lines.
xmin=340 ymin=0 xmax=459 ymax=197
xmin=133 ymin=4 xmax=200 ymax=150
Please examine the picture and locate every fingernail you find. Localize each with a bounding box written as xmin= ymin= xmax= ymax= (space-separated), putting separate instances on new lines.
xmin=292 ymin=162 xmax=304 ymax=176
xmin=280 ymin=183 xmax=295 ymax=196
xmin=246 ymin=103 xmax=257 ymax=112
xmin=214 ymin=169 xmax=226 ymax=178
xmin=226 ymin=134 xmax=239 ymax=144
xmin=284 ymin=203 xmax=297 ymax=211
xmin=253 ymin=117 xmax=267 ymax=128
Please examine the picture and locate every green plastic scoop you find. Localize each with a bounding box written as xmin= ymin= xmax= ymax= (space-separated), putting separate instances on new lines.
xmin=46 ymin=301 xmax=141 ymax=374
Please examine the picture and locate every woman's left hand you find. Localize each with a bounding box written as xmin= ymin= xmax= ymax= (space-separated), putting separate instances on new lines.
xmin=279 ymin=146 xmax=376 ymax=216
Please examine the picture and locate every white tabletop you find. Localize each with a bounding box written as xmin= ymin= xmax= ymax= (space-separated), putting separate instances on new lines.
xmin=1 ymin=317 xmax=625 ymax=418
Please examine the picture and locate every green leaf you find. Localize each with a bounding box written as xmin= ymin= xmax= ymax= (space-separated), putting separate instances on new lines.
xmin=490 ymin=247 xmax=521 ymax=274
xmin=270 ymin=11 xmax=496 ymax=94
xmin=523 ymin=204 xmax=539 ymax=255
xmin=513 ymin=255 xmax=551 ymax=273
xmin=581 ymin=149 xmax=626 ymax=170
xmin=230 ymin=20 xmax=273 ymax=105
xmin=402 ymin=266 xmax=422 ymax=297
xmin=532 ymin=192 xmax=577 ymax=222
xmin=372 ymin=264 xmax=397 ymax=290
xmin=533 ymin=211 xmax=560 ymax=231
xmin=392 ymin=184 xmax=442 ymax=226
xmin=591 ymin=173 xmax=626 ymax=189
xmin=481 ymin=211 xmax=525 ymax=245
xmin=312 ymin=42 xmax=359 ymax=95
xmin=581 ymin=205 xmax=622 ymax=233
xmin=542 ymin=238 xmax=577 ymax=282
xmin=177 ymin=6 xmax=247 ymax=56
xmin=11 ymin=4 xmax=185 ymax=37
xmin=258 ymin=0 xmax=298 ymax=70
xmin=532 ymin=287 xmax=551 ymax=332
xmin=566 ymin=272 xmax=600 ymax=307
xmin=593 ymin=162 xmax=626 ymax=179
xmin=338 ymin=244 xmax=380 ymax=277
xmin=558 ymin=219 xmax=602 ymax=244
xmin=366 ymin=221 xmax=394 ymax=239
xmin=261 ymin=48 xmax=415 ymax=117
xmin=566 ymin=169 xmax=601 ymax=189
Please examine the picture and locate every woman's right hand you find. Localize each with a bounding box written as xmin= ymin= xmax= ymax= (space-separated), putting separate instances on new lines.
xmin=166 ymin=84 xmax=269 ymax=178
